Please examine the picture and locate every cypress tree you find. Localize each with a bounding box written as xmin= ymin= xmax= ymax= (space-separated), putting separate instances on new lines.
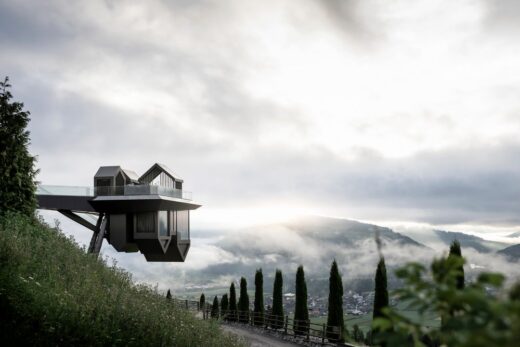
xmin=237 ymin=277 xmax=250 ymax=323
xmin=449 ymin=240 xmax=465 ymax=289
xmin=211 ymin=296 xmax=219 ymax=319
xmin=373 ymin=257 xmax=389 ymax=319
xmin=253 ymin=268 xmax=264 ymax=326
xmin=353 ymin=324 xmax=364 ymax=342
xmin=199 ymin=293 xmax=205 ymax=311
xmin=271 ymin=269 xmax=284 ymax=329
xmin=0 ymin=76 xmax=38 ymax=216
xmin=166 ymin=289 xmax=172 ymax=300
xmin=294 ymin=265 xmax=309 ymax=335
xmin=221 ymin=294 xmax=229 ymax=320
xmin=372 ymin=257 xmax=389 ymax=347
xmin=229 ymin=282 xmax=238 ymax=322
xmin=326 ymin=259 xmax=345 ymax=342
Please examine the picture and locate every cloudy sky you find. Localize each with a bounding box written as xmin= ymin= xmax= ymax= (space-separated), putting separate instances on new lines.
xmin=2 ymin=0 xmax=520 ymax=275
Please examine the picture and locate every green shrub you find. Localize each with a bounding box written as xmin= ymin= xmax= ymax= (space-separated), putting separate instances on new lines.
xmin=373 ymin=255 xmax=520 ymax=347
xmin=0 ymin=213 xmax=244 ymax=346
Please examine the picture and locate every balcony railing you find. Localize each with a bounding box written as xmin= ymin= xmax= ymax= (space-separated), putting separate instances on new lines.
xmin=95 ymin=185 xmax=192 ymax=200
xmin=37 ymin=185 xmax=192 ymax=200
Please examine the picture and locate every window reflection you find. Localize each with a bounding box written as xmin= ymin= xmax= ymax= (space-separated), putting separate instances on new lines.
xmin=176 ymin=211 xmax=189 ymax=241
xmin=158 ymin=211 xmax=168 ymax=237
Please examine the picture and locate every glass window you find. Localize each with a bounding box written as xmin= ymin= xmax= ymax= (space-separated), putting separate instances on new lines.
xmin=158 ymin=211 xmax=168 ymax=237
xmin=170 ymin=211 xmax=176 ymax=236
xmin=176 ymin=211 xmax=189 ymax=241
xmin=135 ymin=212 xmax=155 ymax=233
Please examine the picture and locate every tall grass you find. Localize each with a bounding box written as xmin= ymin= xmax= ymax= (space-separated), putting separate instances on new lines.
xmin=0 ymin=213 xmax=244 ymax=346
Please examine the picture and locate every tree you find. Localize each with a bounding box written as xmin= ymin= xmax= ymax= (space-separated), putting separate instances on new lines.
xmin=221 ymin=294 xmax=229 ymax=320
xmin=373 ymin=257 xmax=389 ymax=319
xmin=353 ymin=324 xmax=365 ymax=342
xmin=271 ymin=269 xmax=284 ymax=329
xmin=211 ymin=296 xmax=219 ymax=319
xmin=229 ymin=282 xmax=237 ymax=322
xmin=199 ymin=293 xmax=205 ymax=311
xmin=294 ymin=265 xmax=309 ymax=335
xmin=449 ymin=240 xmax=465 ymax=289
xmin=510 ymin=282 xmax=520 ymax=301
xmin=372 ymin=256 xmax=520 ymax=347
xmin=237 ymin=277 xmax=249 ymax=323
xmin=166 ymin=289 xmax=172 ymax=300
xmin=326 ymin=259 xmax=345 ymax=342
xmin=253 ymin=268 xmax=264 ymax=326
xmin=0 ymin=76 xmax=38 ymax=216
xmin=372 ymin=257 xmax=389 ymax=347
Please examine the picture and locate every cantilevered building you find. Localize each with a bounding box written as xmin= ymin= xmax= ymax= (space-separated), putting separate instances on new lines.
xmin=37 ymin=163 xmax=201 ymax=262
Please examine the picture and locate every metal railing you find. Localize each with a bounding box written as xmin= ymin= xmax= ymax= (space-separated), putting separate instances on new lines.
xmin=95 ymin=185 xmax=192 ymax=200
xmin=219 ymin=310 xmax=348 ymax=345
xmin=168 ymin=298 xmax=354 ymax=346
xmin=36 ymin=185 xmax=95 ymax=197
xmin=36 ymin=184 xmax=193 ymax=200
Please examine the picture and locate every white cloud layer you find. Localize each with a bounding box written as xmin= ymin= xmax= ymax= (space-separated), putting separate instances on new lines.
xmin=3 ymin=0 xmax=520 ymax=287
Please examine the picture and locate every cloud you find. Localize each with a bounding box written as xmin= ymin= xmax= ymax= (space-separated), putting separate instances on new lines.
xmin=483 ymin=0 xmax=520 ymax=32
xmin=3 ymin=0 xmax=520 ymax=288
xmin=313 ymin=0 xmax=382 ymax=43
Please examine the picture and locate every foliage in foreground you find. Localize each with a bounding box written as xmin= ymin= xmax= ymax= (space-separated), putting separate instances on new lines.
xmin=0 ymin=213 xmax=243 ymax=347
xmin=0 ymin=77 xmax=38 ymax=217
xmin=373 ymin=255 xmax=520 ymax=347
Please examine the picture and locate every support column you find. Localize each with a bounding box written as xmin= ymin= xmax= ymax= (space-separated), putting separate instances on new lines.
xmin=88 ymin=213 xmax=106 ymax=256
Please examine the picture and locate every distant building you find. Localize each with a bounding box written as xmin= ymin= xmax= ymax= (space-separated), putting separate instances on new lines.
xmin=37 ymin=163 xmax=201 ymax=262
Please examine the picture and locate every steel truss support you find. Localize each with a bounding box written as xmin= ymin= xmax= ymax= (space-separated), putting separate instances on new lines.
xmin=58 ymin=210 xmax=107 ymax=257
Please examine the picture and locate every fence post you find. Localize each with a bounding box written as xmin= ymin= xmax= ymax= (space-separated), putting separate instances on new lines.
xmin=306 ymin=320 xmax=310 ymax=341
xmin=284 ymin=315 xmax=288 ymax=335
xmin=185 ymin=299 xmax=188 ymax=310
xmin=250 ymin=310 xmax=253 ymax=326
xmin=322 ymin=324 xmax=326 ymax=345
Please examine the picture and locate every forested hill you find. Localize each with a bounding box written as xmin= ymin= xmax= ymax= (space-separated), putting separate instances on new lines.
xmin=498 ymin=244 xmax=520 ymax=261
xmin=0 ymin=213 xmax=243 ymax=347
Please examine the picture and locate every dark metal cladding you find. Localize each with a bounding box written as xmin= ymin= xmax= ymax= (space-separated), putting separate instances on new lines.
xmin=143 ymin=241 xmax=190 ymax=262
xmin=37 ymin=195 xmax=96 ymax=213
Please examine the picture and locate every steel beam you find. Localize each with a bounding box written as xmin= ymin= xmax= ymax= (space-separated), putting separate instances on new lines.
xmin=58 ymin=209 xmax=98 ymax=231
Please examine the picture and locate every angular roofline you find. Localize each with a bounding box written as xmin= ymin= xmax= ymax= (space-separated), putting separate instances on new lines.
xmin=94 ymin=166 xmax=122 ymax=178
xmin=122 ymin=169 xmax=140 ymax=183
xmin=139 ymin=163 xmax=184 ymax=183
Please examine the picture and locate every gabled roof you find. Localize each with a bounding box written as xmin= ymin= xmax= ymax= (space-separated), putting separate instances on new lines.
xmin=94 ymin=166 xmax=122 ymax=178
xmin=139 ymin=163 xmax=183 ymax=183
xmin=122 ymin=169 xmax=140 ymax=183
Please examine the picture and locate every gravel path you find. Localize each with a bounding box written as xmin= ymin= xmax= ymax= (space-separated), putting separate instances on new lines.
xmin=221 ymin=324 xmax=303 ymax=347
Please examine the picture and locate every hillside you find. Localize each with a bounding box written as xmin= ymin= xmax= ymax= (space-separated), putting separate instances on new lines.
xmin=0 ymin=213 xmax=242 ymax=347
xmin=397 ymin=227 xmax=509 ymax=253
xmin=183 ymin=216 xmax=431 ymax=294
xmin=433 ymin=229 xmax=508 ymax=253
xmin=497 ymin=244 xmax=520 ymax=261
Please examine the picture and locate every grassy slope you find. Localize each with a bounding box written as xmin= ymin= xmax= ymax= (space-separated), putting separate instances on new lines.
xmin=0 ymin=213 xmax=243 ymax=347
